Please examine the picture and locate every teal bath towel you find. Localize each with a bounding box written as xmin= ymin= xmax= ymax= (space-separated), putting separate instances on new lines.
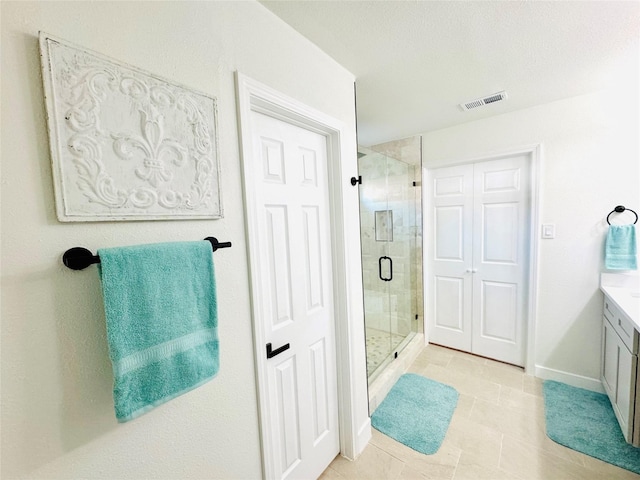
xmin=98 ymin=241 xmax=219 ymax=422
xmin=605 ymin=225 xmax=638 ymax=270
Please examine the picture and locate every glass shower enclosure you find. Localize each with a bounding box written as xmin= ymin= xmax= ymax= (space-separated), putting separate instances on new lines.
xmin=357 ymin=136 xmax=423 ymax=383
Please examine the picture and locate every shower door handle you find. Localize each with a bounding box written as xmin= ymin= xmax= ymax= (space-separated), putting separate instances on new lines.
xmin=378 ymin=256 xmax=392 ymax=282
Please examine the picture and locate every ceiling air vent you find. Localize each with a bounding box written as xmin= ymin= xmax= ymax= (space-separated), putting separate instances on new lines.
xmin=460 ymin=91 xmax=508 ymax=111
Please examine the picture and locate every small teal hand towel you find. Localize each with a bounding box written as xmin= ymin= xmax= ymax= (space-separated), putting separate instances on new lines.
xmin=98 ymin=241 xmax=219 ymax=422
xmin=605 ymin=225 xmax=638 ymax=270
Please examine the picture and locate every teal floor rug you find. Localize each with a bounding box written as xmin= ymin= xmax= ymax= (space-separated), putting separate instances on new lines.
xmin=371 ymin=373 xmax=458 ymax=455
xmin=543 ymin=380 xmax=640 ymax=474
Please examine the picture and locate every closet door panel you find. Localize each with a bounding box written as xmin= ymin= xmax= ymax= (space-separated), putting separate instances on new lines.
xmin=479 ymin=280 xmax=518 ymax=342
xmin=471 ymin=156 xmax=529 ymax=366
xmin=427 ymin=165 xmax=473 ymax=351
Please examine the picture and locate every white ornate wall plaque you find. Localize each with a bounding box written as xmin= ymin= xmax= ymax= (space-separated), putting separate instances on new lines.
xmin=39 ymin=32 xmax=222 ymax=221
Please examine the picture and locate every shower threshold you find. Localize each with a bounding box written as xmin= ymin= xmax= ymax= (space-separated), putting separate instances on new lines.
xmin=365 ymin=327 xmax=409 ymax=381
xmin=367 ymin=332 xmax=424 ymax=414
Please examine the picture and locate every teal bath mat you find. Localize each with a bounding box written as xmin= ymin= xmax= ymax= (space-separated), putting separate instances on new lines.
xmin=371 ymin=373 xmax=458 ymax=455
xmin=543 ymin=380 xmax=640 ymax=474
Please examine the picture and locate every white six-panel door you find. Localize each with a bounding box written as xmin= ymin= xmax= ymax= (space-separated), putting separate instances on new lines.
xmin=250 ymin=111 xmax=340 ymax=480
xmin=428 ymin=165 xmax=474 ymax=352
xmin=428 ymin=155 xmax=530 ymax=366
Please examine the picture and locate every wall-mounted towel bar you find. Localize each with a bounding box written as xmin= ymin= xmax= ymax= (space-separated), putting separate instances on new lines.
xmin=607 ymin=205 xmax=638 ymax=225
xmin=62 ymin=237 xmax=232 ymax=270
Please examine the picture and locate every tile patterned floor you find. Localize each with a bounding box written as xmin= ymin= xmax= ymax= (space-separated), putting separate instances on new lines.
xmin=365 ymin=327 xmax=406 ymax=376
xmin=321 ymin=344 xmax=640 ymax=480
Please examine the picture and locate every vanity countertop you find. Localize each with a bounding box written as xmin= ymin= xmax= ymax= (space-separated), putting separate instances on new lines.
xmin=601 ymin=273 xmax=640 ymax=331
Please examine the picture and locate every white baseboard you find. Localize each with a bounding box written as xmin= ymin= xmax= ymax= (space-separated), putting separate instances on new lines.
xmin=535 ymin=365 xmax=605 ymax=393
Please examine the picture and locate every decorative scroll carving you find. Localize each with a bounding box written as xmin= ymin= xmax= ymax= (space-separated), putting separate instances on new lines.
xmin=39 ymin=33 xmax=222 ymax=221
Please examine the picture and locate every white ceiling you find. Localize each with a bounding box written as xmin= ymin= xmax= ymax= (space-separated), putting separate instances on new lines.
xmin=260 ymin=0 xmax=640 ymax=146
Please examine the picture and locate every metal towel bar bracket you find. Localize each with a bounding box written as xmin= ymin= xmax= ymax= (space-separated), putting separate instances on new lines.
xmin=62 ymin=237 xmax=232 ymax=270
xmin=606 ymin=205 xmax=638 ymax=225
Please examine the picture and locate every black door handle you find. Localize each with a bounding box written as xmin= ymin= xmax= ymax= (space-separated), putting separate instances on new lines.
xmin=379 ymin=256 xmax=392 ymax=282
xmin=266 ymin=342 xmax=290 ymax=359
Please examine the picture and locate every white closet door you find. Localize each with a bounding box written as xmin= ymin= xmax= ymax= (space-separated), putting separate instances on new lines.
xmin=428 ymin=154 xmax=530 ymax=367
xmin=428 ymin=164 xmax=474 ymax=352
xmin=471 ymin=156 xmax=529 ymax=366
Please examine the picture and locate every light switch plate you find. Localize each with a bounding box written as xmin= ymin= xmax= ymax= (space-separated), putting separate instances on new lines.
xmin=542 ymin=224 xmax=555 ymax=239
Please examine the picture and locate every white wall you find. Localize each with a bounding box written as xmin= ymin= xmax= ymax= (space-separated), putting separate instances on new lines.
xmin=0 ymin=2 xmax=365 ymax=479
xmin=422 ymin=84 xmax=639 ymax=387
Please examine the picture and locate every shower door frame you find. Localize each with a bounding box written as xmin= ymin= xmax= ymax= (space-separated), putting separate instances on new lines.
xmin=359 ymin=149 xmax=423 ymax=383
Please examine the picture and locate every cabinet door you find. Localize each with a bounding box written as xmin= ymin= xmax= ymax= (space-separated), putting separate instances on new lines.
xmin=617 ymin=342 xmax=636 ymax=441
xmin=602 ymin=318 xmax=619 ymax=401
xmin=602 ymin=316 xmax=636 ymax=442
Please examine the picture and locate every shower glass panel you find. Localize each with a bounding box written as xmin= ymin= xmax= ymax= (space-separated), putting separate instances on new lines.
xmin=358 ymin=136 xmax=423 ymax=384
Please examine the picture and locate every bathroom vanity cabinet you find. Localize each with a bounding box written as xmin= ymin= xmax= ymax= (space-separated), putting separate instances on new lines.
xmin=600 ymin=274 xmax=640 ymax=446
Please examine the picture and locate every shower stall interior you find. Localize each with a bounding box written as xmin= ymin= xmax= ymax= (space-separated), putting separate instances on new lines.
xmin=357 ymin=136 xmax=423 ymax=385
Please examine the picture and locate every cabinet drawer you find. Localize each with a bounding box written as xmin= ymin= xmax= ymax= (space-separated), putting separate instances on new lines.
xmin=604 ymin=296 xmax=639 ymax=354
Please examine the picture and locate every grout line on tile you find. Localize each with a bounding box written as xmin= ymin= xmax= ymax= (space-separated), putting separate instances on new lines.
xmin=450 ymin=456 xmax=459 ymax=480
xmin=395 ymin=460 xmax=408 ymax=480
xmin=468 ymin=395 xmax=477 ymax=417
